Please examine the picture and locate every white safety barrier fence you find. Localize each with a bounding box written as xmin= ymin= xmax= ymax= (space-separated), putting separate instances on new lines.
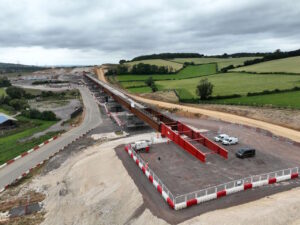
xmin=174 ymin=167 xmax=299 ymax=209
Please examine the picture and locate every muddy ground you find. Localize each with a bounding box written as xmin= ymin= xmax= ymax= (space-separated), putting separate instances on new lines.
xmin=190 ymin=104 xmax=300 ymax=131
xmin=135 ymin=90 xmax=300 ymax=131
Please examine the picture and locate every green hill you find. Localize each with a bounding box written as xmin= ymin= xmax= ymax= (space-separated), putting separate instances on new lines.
xmin=155 ymin=73 xmax=300 ymax=97
xmin=231 ymin=56 xmax=300 ymax=74
xmin=171 ymin=57 xmax=261 ymax=69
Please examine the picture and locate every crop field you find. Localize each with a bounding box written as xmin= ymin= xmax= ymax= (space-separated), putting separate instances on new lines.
xmin=155 ymin=73 xmax=300 ymax=97
xmin=117 ymin=64 xmax=217 ymax=82
xmin=125 ymin=59 xmax=183 ymax=71
xmin=231 ymin=56 xmax=300 ymax=74
xmin=171 ymin=57 xmax=261 ymax=69
xmin=0 ymin=116 xmax=57 ymax=164
xmin=209 ymin=90 xmax=300 ymax=109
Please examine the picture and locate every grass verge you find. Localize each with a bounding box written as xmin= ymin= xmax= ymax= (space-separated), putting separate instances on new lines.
xmin=0 ymin=116 xmax=58 ymax=164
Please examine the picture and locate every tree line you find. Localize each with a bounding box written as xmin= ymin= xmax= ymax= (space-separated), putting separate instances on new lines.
xmin=106 ymin=63 xmax=172 ymax=75
xmin=243 ymin=49 xmax=300 ymax=66
xmin=131 ymin=53 xmax=204 ymax=61
xmin=0 ymin=63 xmax=45 ymax=74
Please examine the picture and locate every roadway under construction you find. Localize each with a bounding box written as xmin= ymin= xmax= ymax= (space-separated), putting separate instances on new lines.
xmin=84 ymin=72 xmax=228 ymax=163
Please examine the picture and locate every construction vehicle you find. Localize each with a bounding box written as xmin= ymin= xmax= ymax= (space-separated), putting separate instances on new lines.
xmin=131 ymin=140 xmax=151 ymax=152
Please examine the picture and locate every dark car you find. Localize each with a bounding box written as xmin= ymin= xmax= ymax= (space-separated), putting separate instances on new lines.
xmin=236 ymin=148 xmax=256 ymax=159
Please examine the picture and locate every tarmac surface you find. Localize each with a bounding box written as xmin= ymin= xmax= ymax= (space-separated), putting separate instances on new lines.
xmin=113 ymin=113 xmax=300 ymax=224
xmin=138 ymin=141 xmax=296 ymax=196
xmin=115 ymin=144 xmax=300 ymax=224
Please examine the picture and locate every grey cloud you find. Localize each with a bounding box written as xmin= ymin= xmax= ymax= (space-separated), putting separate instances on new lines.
xmin=0 ymin=0 xmax=300 ymax=64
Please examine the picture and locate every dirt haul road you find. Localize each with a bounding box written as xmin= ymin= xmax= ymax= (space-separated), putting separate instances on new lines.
xmin=30 ymin=134 xmax=300 ymax=225
xmin=95 ymin=68 xmax=300 ymax=143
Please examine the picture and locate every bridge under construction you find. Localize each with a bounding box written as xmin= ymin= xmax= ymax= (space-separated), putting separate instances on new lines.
xmin=84 ymin=72 xmax=228 ymax=163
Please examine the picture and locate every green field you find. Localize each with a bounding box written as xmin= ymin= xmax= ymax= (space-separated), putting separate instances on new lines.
xmin=0 ymin=87 xmax=6 ymax=96
xmin=209 ymin=91 xmax=300 ymax=109
xmin=0 ymin=116 xmax=57 ymax=164
xmin=117 ymin=64 xmax=217 ymax=82
xmin=231 ymin=56 xmax=300 ymax=74
xmin=155 ymin=73 xmax=300 ymax=97
xmin=125 ymin=59 xmax=183 ymax=71
xmin=127 ymin=86 xmax=153 ymax=93
xmin=171 ymin=57 xmax=261 ymax=69
xmin=119 ymin=81 xmax=147 ymax=88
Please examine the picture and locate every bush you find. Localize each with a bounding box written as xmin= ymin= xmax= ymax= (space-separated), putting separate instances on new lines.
xmin=0 ymin=77 xmax=11 ymax=87
xmin=0 ymin=95 xmax=11 ymax=105
xmin=6 ymin=86 xmax=25 ymax=99
xmin=9 ymin=99 xmax=28 ymax=110
xmin=151 ymin=84 xmax=158 ymax=92
xmin=41 ymin=111 xmax=57 ymax=121
xmin=21 ymin=109 xmax=57 ymax=121
xmin=145 ymin=77 xmax=154 ymax=87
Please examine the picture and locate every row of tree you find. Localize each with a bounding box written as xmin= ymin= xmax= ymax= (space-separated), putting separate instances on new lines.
xmin=244 ymin=49 xmax=300 ymax=66
xmin=106 ymin=63 xmax=172 ymax=75
xmin=21 ymin=109 xmax=57 ymax=121
xmin=131 ymin=53 xmax=204 ymax=61
xmin=119 ymin=49 xmax=299 ymax=65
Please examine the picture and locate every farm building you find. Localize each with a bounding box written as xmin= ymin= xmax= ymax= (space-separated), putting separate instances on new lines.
xmin=0 ymin=113 xmax=17 ymax=129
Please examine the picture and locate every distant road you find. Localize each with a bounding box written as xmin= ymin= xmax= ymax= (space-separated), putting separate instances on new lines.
xmin=0 ymin=87 xmax=102 ymax=190
xmin=95 ymin=67 xmax=300 ymax=142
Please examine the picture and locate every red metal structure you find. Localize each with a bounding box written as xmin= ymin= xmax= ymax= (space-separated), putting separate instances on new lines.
xmin=84 ymin=72 xmax=228 ymax=163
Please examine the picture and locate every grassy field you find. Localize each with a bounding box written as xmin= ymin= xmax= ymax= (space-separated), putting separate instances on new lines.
xmin=208 ymin=91 xmax=300 ymax=109
xmin=117 ymin=64 xmax=217 ymax=82
xmin=171 ymin=57 xmax=261 ymax=69
xmin=127 ymin=86 xmax=153 ymax=93
xmin=0 ymin=116 xmax=58 ymax=164
xmin=119 ymin=81 xmax=146 ymax=88
xmin=0 ymin=87 xmax=6 ymax=96
xmin=231 ymin=56 xmax=300 ymax=74
xmin=125 ymin=59 xmax=183 ymax=71
xmin=155 ymin=73 xmax=300 ymax=97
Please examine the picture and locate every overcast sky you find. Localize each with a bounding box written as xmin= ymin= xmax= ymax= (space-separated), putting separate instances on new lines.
xmin=0 ymin=0 xmax=300 ymax=65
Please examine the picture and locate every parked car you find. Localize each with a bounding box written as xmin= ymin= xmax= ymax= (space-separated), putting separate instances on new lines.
xmin=236 ymin=148 xmax=256 ymax=159
xmin=214 ymin=134 xmax=229 ymax=142
xmin=222 ymin=137 xmax=238 ymax=145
